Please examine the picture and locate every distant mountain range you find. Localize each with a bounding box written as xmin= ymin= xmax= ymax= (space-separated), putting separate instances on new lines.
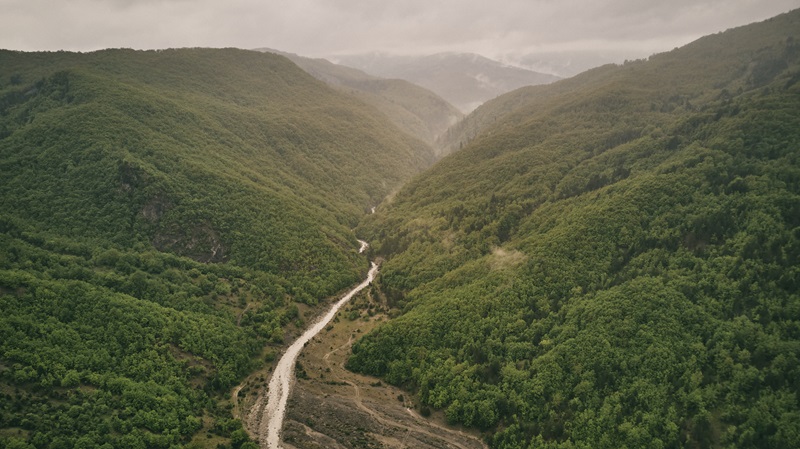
xmin=332 ymin=52 xmax=560 ymax=113
xmin=498 ymin=49 xmax=639 ymax=78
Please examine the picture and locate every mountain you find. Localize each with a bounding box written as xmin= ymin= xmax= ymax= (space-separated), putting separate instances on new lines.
xmin=349 ymin=10 xmax=800 ymax=449
xmin=333 ymin=52 xmax=560 ymax=113
xmin=0 ymin=48 xmax=433 ymax=448
xmin=499 ymin=49 xmax=639 ymax=78
xmin=256 ymin=48 xmax=463 ymax=154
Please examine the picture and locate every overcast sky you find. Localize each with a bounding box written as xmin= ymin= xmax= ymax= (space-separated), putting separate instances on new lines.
xmin=2 ymin=0 xmax=798 ymax=61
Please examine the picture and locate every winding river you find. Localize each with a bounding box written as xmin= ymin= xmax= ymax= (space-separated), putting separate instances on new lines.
xmin=256 ymin=240 xmax=377 ymax=448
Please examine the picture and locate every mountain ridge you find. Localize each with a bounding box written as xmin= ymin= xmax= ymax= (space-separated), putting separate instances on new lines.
xmin=332 ymin=51 xmax=560 ymax=113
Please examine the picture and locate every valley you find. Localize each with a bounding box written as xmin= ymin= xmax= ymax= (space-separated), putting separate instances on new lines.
xmin=1 ymin=7 xmax=799 ymax=449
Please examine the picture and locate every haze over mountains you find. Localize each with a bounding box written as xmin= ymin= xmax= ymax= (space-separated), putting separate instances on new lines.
xmin=498 ymin=48 xmax=641 ymax=78
xmin=333 ymin=52 xmax=560 ymax=113
xmin=1 ymin=7 xmax=799 ymax=449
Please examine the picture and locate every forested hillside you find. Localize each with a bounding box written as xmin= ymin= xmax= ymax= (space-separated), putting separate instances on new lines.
xmin=257 ymin=49 xmax=463 ymax=153
xmin=350 ymin=10 xmax=800 ymax=448
xmin=0 ymin=48 xmax=433 ymax=448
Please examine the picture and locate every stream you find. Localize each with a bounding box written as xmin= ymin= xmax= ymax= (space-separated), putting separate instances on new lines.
xmin=256 ymin=240 xmax=377 ymax=448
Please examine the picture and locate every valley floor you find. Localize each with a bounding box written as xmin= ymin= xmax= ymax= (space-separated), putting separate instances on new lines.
xmin=235 ymin=288 xmax=486 ymax=449
xmin=283 ymin=308 xmax=486 ymax=449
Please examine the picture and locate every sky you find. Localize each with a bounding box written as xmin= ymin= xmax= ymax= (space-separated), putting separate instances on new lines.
xmin=2 ymin=0 xmax=799 ymax=63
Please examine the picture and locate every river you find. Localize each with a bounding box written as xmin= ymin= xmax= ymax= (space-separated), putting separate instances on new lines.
xmin=256 ymin=240 xmax=377 ymax=448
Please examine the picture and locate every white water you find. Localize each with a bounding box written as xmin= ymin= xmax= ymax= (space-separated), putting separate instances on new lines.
xmin=260 ymin=240 xmax=377 ymax=448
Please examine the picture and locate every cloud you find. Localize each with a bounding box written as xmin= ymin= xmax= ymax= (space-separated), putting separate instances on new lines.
xmin=1 ymin=0 xmax=798 ymax=59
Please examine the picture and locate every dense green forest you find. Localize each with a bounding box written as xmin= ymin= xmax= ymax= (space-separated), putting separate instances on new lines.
xmin=0 ymin=48 xmax=432 ymax=448
xmin=349 ymin=10 xmax=800 ymax=448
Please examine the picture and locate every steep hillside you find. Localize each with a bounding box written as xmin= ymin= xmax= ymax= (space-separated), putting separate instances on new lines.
xmin=350 ymin=10 xmax=800 ymax=449
xmin=334 ymin=52 xmax=560 ymax=113
xmin=257 ymin=48 xmax=463 ymax=152
xmin=0 ymin=48 xmax=433 ymax=448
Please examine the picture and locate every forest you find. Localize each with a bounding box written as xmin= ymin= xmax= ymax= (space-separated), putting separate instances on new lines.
xmin=2 ymin=8 xmax=799 ymax=449
xmin=0 ymin=48 xmax=431 ymax=447
xmin=348 ymin=10 xmax=800 ymax=449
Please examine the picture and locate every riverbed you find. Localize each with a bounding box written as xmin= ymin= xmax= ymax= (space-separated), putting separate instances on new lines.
xmin=252 ymin=243 xmax=378 ymax=448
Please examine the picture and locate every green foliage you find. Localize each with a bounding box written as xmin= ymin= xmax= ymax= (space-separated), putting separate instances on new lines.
xmin=0 ymin=48 xmax=433 ymax=292
xmin=349 ymin=10 xmax=800 ymax=448
xmin=0 ymin=228 xmax=270 ymax=447
xmin=0 ymin=48 xmax=432 ymax=447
